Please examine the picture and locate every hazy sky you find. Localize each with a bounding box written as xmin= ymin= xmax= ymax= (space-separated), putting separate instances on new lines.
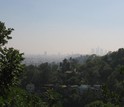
xmin=1 ymin=0 xmax=124 ymax=54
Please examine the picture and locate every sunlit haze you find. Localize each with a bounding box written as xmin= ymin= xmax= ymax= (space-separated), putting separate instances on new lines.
xmin=1 ymin=0 xmax=124 ymax=55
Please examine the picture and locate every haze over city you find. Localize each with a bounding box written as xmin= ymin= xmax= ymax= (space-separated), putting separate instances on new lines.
xmin=1 ymin=0 xmax=124 ymax=55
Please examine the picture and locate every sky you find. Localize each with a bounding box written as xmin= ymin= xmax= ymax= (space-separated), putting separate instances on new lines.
xmin=1 ymin=0 xmax=124 ymax=55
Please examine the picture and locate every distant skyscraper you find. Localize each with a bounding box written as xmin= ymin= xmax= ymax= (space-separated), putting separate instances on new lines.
xmin=44 ymin=51 xmax=47 ymax=56
xmin=91 ymin=49 xmax=95 ymax=54
xmin=91 ymin=47 xmax=107 ymax=56
xmin=96 ymin=47 xmax=100 ymax=55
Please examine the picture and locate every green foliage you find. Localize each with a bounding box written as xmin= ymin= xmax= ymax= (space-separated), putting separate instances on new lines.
xmin=101 ymin=85 xmax=120 ymax=105
xmin=0 ymin=21 xmax=47 ymax=106
xmin=20 ymin=48 xmax=124 ymax=107
xmin=43 ymin=89 xmax=62 ymax=107
xmin=85 ymin=101 xmax=119 ymax=107
xmin=0 ymin=21 xmax=24 ymax=95
xmin=0 ymin=22 xmax=13 ymax=46
xmin=0 ymin=47 xmax=24 ymax=94
xmin=0 ymin=87 xmax=47 ymax=107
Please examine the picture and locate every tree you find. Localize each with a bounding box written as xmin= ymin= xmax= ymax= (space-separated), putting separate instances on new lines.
xmin=0 ymin=21 xmax=24 ymax=95
xmin=85 ymin=100 xmax=119 ymax=107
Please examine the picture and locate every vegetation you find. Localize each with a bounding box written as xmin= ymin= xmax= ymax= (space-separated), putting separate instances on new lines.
xmin=21 ymin=49 xmax=124 ymax=107
xmin=0 ymin=21 xmax=124 ymax=106
xmin=0 ymin=21 xmax=46 ymax=107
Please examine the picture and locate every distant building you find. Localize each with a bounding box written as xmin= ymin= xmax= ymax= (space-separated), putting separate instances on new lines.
xmin=91 ymin=47 xmax=108 ymax=56
xmin=26 ymin=83 xmax=35 ymax=92
xmin=65 ymin=71 xmax=73 ymax=74
xmin=78 ymin=85 xmax=90 ymax=94
xmin=44 ymin=51 xmax=47 ymax=56
xmin=78 ymin=84 xmax=101 ymax=95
